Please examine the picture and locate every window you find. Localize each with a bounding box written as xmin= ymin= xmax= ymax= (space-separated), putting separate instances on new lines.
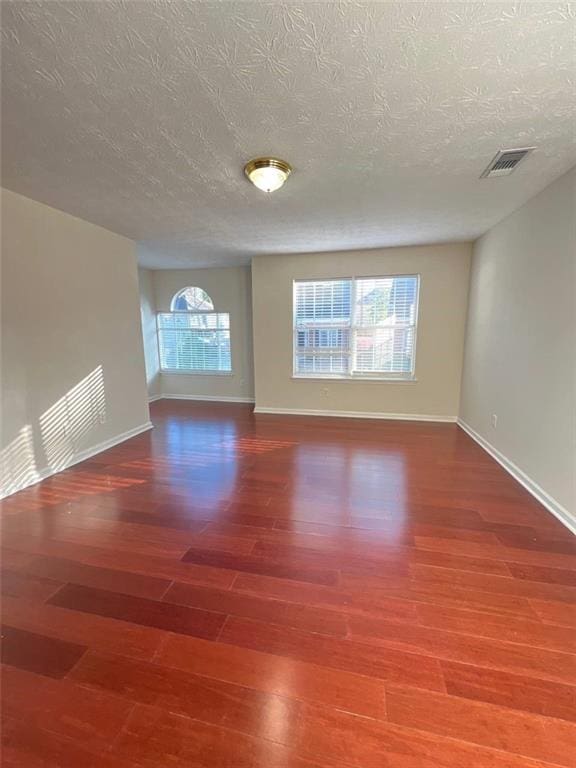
xmin=293 ymin=275 xmax=419 ymax=379
xmin=158 ymin=287 xmax=231 ymax=373
xmin=171 ymin=286 xmax=214 ymax=312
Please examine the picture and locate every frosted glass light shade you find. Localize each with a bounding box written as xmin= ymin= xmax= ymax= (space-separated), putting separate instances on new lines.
xmin=248 ymin=166 xmax=287 ymax=192
xmin=244 ymin=158 xmax=291 ymax=193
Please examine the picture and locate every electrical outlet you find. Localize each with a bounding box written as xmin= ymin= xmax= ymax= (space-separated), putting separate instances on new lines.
xmin=491 ymin=414 xmax=498 ymax=429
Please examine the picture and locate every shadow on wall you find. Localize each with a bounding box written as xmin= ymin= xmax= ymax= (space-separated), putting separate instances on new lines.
xmin=40 ymin=365 xmax=106 ymax=472
xmin=0 ymin=424 xmax=39 ymax=498
xmin=0 ymin=365 xmax=107 ymax=498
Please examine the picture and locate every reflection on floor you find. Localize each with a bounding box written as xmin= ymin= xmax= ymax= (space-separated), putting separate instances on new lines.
xmin=1 ymin=400 xmax=575 ymax=767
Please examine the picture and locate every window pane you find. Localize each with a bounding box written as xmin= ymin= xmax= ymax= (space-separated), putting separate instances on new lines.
xmin=295 ymin=354 xmax=349 ymax=375
xmin=354 ymin=276 xmax=418 ymax=326
xmin=171 ymin=287 xmax=214 ymax=311
xmin=354 ymin=327 xmax=415 ymax=374
xmin=296 ymin=327 xmax=350 ymax=351
xmin=295 ymin=280 xmax=352 ymax=324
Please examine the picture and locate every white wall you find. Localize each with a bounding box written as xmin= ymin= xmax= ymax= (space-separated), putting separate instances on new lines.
xmin=151 ymin=266 xmax=254 ymax=402
xmin=460 ymin=167 xmax=576 ymax=524
xmin=251 ymin=243 xmax=471 ymax=420
xmin=138 ymin=267 xmax=161 ymax=399
xmin=1 ymin=189 xmax=150 ymax=497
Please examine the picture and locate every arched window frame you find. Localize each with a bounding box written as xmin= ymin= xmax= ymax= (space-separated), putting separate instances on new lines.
xmin=170 ymin=286 xmax=215 ymax=312
xmin=157 ymin=287 xmax=232 ymax=375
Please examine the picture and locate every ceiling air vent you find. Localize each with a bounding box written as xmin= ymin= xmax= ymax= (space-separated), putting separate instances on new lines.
xmin=480 ymin=147 xmax=535 ymax=179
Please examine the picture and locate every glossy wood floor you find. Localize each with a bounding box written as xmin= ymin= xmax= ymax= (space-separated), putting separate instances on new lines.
xmin=1 ymin=401 xmax=575 ymax=767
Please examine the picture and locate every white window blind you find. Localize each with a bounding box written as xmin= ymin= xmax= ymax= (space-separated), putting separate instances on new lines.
xmin=157 ymin=312 xmax=232 ymax=373
xmin=293 ymin=275 xmax=419 ymax=379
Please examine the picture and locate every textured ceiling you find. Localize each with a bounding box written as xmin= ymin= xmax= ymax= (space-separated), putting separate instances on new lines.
xmin=2 ymin=1 xmax=575 ymax=268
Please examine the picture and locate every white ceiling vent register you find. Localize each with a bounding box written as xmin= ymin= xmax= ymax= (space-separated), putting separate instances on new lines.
xmin=480 ymin=148 xmax=536 ymax=179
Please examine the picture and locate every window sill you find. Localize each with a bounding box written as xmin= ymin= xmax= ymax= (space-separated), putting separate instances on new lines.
xmin=161 ymin=370 xmax=234 ymax=377
xmin=291 ymin=375 xmax=417 ymax=383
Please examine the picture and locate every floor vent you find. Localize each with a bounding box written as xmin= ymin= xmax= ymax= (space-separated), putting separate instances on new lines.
xmin=480 ymin=148 xmax=535 ymax=178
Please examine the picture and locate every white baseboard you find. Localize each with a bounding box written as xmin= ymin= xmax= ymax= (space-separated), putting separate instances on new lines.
xmin=160 ymin=394 xmax=255 ymax=404
xmin=0 ymin=421 xmax=153 ymax=501
xmin=457 ymin=419 xmax=575 ymax=535
xmin=148 ymin=394 xmax=163 ymax=403
xmin=254 ymin=406 xmax=456 ymax=423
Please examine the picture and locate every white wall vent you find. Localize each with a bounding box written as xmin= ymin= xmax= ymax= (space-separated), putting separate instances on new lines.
xmin=480 ymin=148 xmax=535 ymax=179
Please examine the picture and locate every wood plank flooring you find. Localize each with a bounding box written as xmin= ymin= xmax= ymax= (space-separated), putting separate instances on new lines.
xmin=1 ymin=400 xmax=575 ymax=767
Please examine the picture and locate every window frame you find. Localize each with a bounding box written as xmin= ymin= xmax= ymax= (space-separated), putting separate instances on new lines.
xmin=292 ymin=274 xmax=420 ymax=382
xmin=170 ymin=286 xmax=215 ymax=312
xmin=157 ymin=308 xmax=233 ymax=376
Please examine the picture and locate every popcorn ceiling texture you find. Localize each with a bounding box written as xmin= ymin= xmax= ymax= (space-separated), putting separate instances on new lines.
xmin=2 ymin=1 xmax=575 ymax=268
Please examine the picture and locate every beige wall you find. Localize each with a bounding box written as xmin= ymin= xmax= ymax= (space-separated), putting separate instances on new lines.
xmin=152 ymin=266 xmax=254 ymax=401
xmin=460 ymin=167 xmax=576 ymax=522
xmin=251 ymin=243 xmax=471 ymax=419
xmin=1 ymin=189 xmax=150 ymax=497
xmin=138 ymin=268 xmax=161 ymax=399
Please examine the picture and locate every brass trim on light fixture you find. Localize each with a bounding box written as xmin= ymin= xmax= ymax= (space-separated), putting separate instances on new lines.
xmin=244 ymin=157 xmax=292 ymax=179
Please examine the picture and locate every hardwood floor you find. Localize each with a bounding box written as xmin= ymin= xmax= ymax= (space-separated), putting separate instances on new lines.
xmin=1 ymin=400 xmax=575 ymax=767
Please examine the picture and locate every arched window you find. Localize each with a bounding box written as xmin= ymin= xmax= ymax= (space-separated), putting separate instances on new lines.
xmin=158 ymin=287 xmax=231 ymax=374
xmin=171 ymin=286 xmax=214 ymax=312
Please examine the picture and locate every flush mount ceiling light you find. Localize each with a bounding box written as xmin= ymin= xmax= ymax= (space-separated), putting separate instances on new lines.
xmin=244 ymin=157 xmax=292 ymax=192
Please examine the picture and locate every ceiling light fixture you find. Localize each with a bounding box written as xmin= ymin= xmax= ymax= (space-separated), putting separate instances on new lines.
xmin=244 ymin=157 xmax=292 ymax=192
